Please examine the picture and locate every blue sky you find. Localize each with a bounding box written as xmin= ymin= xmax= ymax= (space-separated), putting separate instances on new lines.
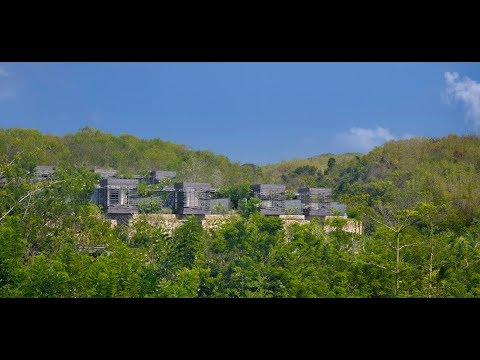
xmin=0 ymin=62 xmax=479 ymax=165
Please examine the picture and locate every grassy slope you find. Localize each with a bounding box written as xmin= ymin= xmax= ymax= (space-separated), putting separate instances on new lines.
xmin=334 ymin=135 xmax=480 ymax=228
xmin=262 ymin=153 xmax=360 ymax=181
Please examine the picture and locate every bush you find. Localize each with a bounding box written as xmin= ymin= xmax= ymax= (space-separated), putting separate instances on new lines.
xmin=285 ymin=189 xmax=296 ymax=200
xmin=138 ymin=196 xmax=162 ymax=214
xmin=239 ymin=197 xmax=261 ymax=219
xmin=211 ymin=203 xmax=228 ymax=215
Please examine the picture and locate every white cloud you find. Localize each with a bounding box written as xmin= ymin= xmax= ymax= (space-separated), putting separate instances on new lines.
xmin=400 ymin=133 xmax=416 ymax=140
xmin=335 ymin=126 xmax=414 ymax=153
xmin=0 ymin=65 xmax=16 ymax=101
xmin=444 ymin=71 xmax=480 ymax=129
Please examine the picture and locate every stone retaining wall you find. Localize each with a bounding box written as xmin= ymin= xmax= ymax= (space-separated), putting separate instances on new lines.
xmin=107 ymin=213 xmax=363 ymax=235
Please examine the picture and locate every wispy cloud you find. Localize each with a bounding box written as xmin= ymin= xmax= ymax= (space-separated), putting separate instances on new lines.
xmin=400 ymin=133 xmax=416 ymax=140
xmin=0 ymin=66 xmax=8 ymax=77
xmin=0 ymin=65 xmax=16 ymax=101
xmin=444 ymin=71 xmax=480 ymax=129
xmin=335 ymin=126 xmax=414 ymax=152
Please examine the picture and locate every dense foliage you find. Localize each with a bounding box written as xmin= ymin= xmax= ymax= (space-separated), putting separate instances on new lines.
xmin=263 ymin=153 xmax=359 ymax=189
xmin=0 ymin=127 xmax=354 ymax=192
xmin=0 ymin=127 xmax=265 ymax=187
xmin=1 ymin=129 xmax=480 ymax=297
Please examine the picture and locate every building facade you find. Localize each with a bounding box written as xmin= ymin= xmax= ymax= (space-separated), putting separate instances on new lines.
xmin=251 ymin=184 xmax=286 ymax=215
xmin=174 ymin=182 xmax=212 ymax=215
xmin=149 ymin=170 xmax=177 ymax=184
xmin=298 ymin=187 xmax=333 ymax=217
xmin=34 ymin=165 xmax=55 ymax=181
xmin=98 ymin=178 xmax=139 ymax=214
xmin=91 ymin=168 xmax=117 ymax=179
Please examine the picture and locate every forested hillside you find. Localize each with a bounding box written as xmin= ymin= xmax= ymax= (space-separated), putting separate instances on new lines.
xmin=333 ymin=135 xmax=480 ymax=229
xmin=0 ymin=127 xmax=264 ymax=187
xmin=1 ymin=128 xmax=480 ymax=298
xmin=0 ymin=127 xmax=353 ymax=191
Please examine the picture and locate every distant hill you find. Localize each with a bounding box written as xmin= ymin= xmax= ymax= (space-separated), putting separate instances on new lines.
xmin=0 ymin=127 xmax=264 ymax=187
xmin=0 ymin=126 xmax=359 ymax=190
xmin=262 ymin=153 xmax=360 ymax=190
xmin=332 ymin=135 xmax=480 ymax=230
xmin=263 ymin=153 xmax=360 ymax=171
xmin=2 ymin=127 xmax=479 ymax=226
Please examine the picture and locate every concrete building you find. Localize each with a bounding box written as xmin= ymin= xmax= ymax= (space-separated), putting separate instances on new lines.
xmin=174 ymin=182 xmax=212 ymax=215
xmin=251 ymin=184 xmax=286 ymax=215
xmin=91 ymin=168 xmax=117 ymax=179
xmin=149 ymin=170 xmax=176 ymax=184
xmin=298 ymin=187 xmax=333 ymax=217
xmin=34 ymin=165 xmax=55 ymax=181
xmin=98 ymin=178 xmax=139 ymax=214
